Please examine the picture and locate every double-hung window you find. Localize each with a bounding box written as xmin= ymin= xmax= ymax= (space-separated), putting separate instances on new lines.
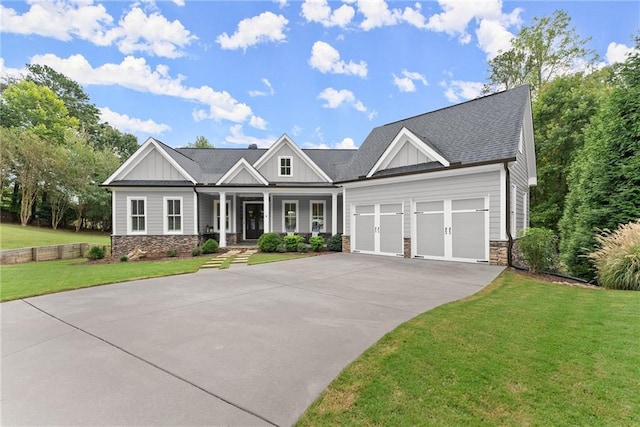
xmin=283 ymin=200 xmax=298 ymax=232
xmin=214 ymin=200 xmax=231 ymax=232
xmin=310 ymin=201 xmax=325 ymax=232
xmin=279 ymin=156 xmax=292 ymax=177
xmin=165 ymin=197 xmax=182 ymax=234
xmin=128 ymin=197 xmax=146 ymax=234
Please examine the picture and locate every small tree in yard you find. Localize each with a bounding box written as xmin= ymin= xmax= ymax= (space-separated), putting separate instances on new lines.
xmin=518 ymin=227 xmax=558 ymax=273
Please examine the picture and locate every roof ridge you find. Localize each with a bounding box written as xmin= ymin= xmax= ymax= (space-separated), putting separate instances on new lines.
xmin=153 ymin=138 xmax=197 ymax=162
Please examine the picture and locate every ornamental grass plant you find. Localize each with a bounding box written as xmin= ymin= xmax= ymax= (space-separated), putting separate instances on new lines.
xmin=588 ymin=220 xmax=640 ymax=290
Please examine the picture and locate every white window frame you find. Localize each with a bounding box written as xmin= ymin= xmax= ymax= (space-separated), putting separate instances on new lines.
xmin=309 ymin=200 xmax=326 ymax=233
xmin=163 ymin=197 xmax=183 ymax=235
xmin=127 ymin=196 xmax=147 ymax=235
xmin=213 ymin=199 xmax=232 ymax=233
xmin=282 ymin=200 xmax=299 ymax=232
xmin=510 ymin=184 xmax=517 ymax=236
xmin=278 ymin=156 xmax=293 ymax=177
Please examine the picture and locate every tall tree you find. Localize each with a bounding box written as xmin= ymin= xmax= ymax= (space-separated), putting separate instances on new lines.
xmin=93 ymin=123 xmax=139 ymax=158
xmin=486 ymin=10 xmax=598 ymax=95
xmin=559 ymin=38 xmax=640 ymax=279
xmin=0 ymin=80 xmax=79 ymax=144
xmin=186 ymin=135 xmax=214 ymax=148
xmin=530 ymin=69 xmax=613 ymax=230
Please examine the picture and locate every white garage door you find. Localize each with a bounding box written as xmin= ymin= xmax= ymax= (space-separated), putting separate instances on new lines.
xmin=353 ymin=203 xmax=404 ymax=256
xmin=414 ymin=198 xmax=488 ymax=262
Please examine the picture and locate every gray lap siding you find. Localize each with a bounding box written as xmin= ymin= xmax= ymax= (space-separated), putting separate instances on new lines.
xmin=344 ymin=170 xmax=502 ymax=240
xmin=114 ymin=189 xmax=196 ymax=236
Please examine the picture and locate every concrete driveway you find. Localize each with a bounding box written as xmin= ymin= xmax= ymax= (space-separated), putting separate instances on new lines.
xmin=2 ymin=253 xmax=503 ymax=426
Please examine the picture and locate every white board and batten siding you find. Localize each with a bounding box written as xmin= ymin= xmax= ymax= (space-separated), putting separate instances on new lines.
xmin=346 ymin=170 xmax=501 ymax=262
xmin=122 ymin=149 xmax=186 ymax=181
xmin=113 ymin=190 xmax=196 ymax=236
xmin=256 ymin=144 xmax=326 ymax=183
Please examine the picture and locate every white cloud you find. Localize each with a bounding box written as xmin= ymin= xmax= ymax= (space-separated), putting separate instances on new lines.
xmin=0 ymin=58 xmax=24 ymax=80
xmin=216 ymin=12 xmax=288 ymax=51
xmin=475 ymin=17 xmax=516 ymax=59
xmin=335 ymin=137 xmax=357 ymax=149
xmin=0 ymin=2 xmax=196 ymax=58
xmin=309 ymin=41 xmax=367 ymax=78
xmin=275 ymin=0 xmax=288 ymax=8
xmin=30 ymin=53 xmax=258 ymax=126
xmin=225 ymin=124 xmax=275 ymax=148
xmin=301 ymin=0 xmax=355 ymax=28
xmin=249 ymin=115 xmax=268 ymax=130
xmin=99 ymin=107 xmax=170 ymax=135
xmin=291 ymin=125 xmax=302 ymax=136
xmin=355 ymin=0 xmax=429 ymax=31
xmin=172 ymin=0 xmax=185 ymax=6
xmin=606 ymin=42 xmax=636 ymax=65
xmin=392 ymin=70 xmax=427 ymax=93
xmin=249 ymin=78 xmax=275 ymax=97
xmin=318 ymin=87 xmax=366 ymax=112
xmin=441 ymin=80 xmax=484 ymax=103
xmin=304 ymin=141 xmax=331 ymax=149
xmin=107 ymin=7 xmax=197 ymax=58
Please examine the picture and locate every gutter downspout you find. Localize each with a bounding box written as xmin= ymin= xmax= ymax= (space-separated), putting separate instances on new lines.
xmin=193 ymin=187 xmax=200 ymax=241
xmin=504 ymin=162 xmax=513 ymax=267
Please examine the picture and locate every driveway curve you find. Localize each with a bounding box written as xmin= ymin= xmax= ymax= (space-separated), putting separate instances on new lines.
xmin=2 ymin=253 xmax=503 ymax=426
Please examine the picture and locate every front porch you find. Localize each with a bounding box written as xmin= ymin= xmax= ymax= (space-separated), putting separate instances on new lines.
xmin=196 ymin=187 xmax=343 ymax=248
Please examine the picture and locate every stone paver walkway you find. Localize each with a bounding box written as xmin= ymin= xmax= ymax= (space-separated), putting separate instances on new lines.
xmin=201 ymin=249 xmax=257 ymax=269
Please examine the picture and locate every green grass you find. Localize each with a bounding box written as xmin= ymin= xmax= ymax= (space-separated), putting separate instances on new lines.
xmin=0 ymin=257 xmax=208 ymax=301
xmin=298 ymin=271 xmax=640 ymax=426
xmin=0 ymin=223 xmax=109 ymax=249
xmin=248 ymin=252 xmax=314 ymax=265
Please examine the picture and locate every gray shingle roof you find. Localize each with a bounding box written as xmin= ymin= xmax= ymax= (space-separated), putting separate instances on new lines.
xmin=336 ymin=85 xmax=530 ymax=181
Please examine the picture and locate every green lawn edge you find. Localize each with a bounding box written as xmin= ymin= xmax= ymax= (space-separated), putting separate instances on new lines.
xmin=297 ymin=270 xmax=640 ymax=426
xmin=0 ymin=223 xmax=110 ymax=250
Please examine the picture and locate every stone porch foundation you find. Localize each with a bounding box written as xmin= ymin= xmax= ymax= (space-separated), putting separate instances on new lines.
xmin=112 ymin=235 xmax=200 ymax=258
xmin=489 ymin=240 xmax=509 ymax=266
xmin=341 ymin=235 xmax=351 ymax=253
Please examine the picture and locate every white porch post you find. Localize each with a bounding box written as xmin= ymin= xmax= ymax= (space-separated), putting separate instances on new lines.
xmin=220 ymin=191 xmax=227 ymax=247
xmin=263 ymin=191 xmax=270 ymax=233
xmin=332 ymin=191 xmax=338 ymax=236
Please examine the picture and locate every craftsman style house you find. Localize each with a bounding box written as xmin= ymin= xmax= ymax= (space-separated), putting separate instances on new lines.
xmin=103 ymin=85 xmax=536 ymax=265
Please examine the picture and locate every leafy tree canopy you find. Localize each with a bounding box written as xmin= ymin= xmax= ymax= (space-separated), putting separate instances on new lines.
xmin=186 ymin=135 xmax=214 ymax=148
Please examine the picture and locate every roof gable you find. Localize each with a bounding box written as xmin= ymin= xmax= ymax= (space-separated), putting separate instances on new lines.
xmin=216 ymin=158 xmax=268 ymax=186
xmin=104 ymin=138 xmax=197 ymax=185
xmin=366 ymin=127 xmax=450 ymax=178
xmin=253 ymin=134 xmax=332 ymax=183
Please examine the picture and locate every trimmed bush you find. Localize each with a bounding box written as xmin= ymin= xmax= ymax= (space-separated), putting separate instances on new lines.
xmin=276 ymin=242 xmax=286 ymax=253
xmin=191 ymin=248 xmax=202 ymax=257
xmin=201 ymin=239 xmax=219 ymax=254
xmin=119 ymin=255 xmax=129 ymax=262
xmin=588 ymin=221 xmax=640 ymax=290
xmin=284 ymin=234 xmax=305 ymax=252
xmin=87 ymin=246 xmax=105 ymax=261
xmin=309 ymin=236 xmax=324 ymax=252
xmin=327 ymin=233 xmax=342 ymax=252
xmin=258 ymin=232 xmax=282 ymax=253
xmin=166 ymin=249 xmax=178 ymax=257
xmin=297 ymin=242 xmax=308 ymax=253
xmin=517 ymin=227 xmax=558 ymax=273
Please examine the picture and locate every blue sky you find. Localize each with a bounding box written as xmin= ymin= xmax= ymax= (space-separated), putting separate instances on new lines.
xmin=1 ymin=1 xmax=638 ymax=149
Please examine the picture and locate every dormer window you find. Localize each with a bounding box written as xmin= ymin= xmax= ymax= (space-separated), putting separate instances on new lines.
xmin=279 ymin=156 xmax=292 ymax=177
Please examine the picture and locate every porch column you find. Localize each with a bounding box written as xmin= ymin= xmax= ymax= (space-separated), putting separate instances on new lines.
xmin=263 ymin=191 xmax=270 ymax=233
xmin=219 ymin=191 xmax=227 ymax=247
xmin=332 ymin=191 xmax=338 ymax=236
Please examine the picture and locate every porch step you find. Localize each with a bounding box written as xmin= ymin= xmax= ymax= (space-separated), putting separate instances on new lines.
xmin=201 ymin=249 xmax=257 ymax=269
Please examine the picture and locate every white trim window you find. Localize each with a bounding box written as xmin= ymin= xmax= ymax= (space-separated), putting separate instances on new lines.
xmin=127 ymin=197 xmax=147 ymax=235
xmin=214 ymin=199 xmax=232 ymax=232
xmin=510 ymin=184 xmax=517 ymax=236
xmin=164 ymin=197 xmax=183 ymax=234
xmin=282 ymin=200 xmax=298 ymax=232
xmin=310 ymin=200 xmax=326 ymax=233
xmin=278 ymin=156 xmax=292 ymax=177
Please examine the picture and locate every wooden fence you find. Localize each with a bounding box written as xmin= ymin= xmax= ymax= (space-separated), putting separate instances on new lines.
xmin=0 ymin=243 xmax=111 ymax=265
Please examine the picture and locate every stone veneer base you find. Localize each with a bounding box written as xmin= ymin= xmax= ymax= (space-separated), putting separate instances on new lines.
xmin=341 ymin=235 xmax=351 ymax=253
xmin=112 ymin=235 xmax=199 ymax=257
xmin=489 ymin=240 xmax=509 ymax=266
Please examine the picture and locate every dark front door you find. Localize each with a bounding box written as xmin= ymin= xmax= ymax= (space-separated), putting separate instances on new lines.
xmin=245 ymin=203 xmax=264 ymax=239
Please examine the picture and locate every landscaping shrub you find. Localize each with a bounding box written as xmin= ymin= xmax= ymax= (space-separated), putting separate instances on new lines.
xmin=191 ymin=248 xmax=202 ymax=257
xmin=309 ymin=236 xmax=324 ymax=251
xmin=166 ymin=249 xmax=178 ymax=257
xmin=201 ymin=239 xmax=219 ymax=254
xmin=119 ymin=255 xmax=128 ymax=262
xmin=297 ymin=242 xmax=308 ymax=253
xmin=87 ymin=246 xmax=105 ymax=260
xmin=517 ymin=227 xmax=558 ymax=273
xmin=327 ymin=233 xmax=343 ymax=252
xmin=284 ymin=234 xmax=304 ymax=252
xmin=588 ymin=220 xmax=640 ymax=290
xmin=258 ymin=232 xmax=282 ymax=252
xmin=276 ymin=242 xmax=286 ymax=253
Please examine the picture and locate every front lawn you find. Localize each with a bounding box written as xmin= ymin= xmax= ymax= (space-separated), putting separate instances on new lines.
xmin=298 ymin=271 xmax=640 ymax=426
xmin=0 ymin=257 xmax=208 ymax=301
xmin=248 ymin=252 xmax=316 ymax=265
xmin=0 ymin=223 xmax=110 ymax=249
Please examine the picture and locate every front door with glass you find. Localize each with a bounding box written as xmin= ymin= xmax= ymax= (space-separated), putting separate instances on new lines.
xmin=244 ymin=203 xmax=264 ymax=239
